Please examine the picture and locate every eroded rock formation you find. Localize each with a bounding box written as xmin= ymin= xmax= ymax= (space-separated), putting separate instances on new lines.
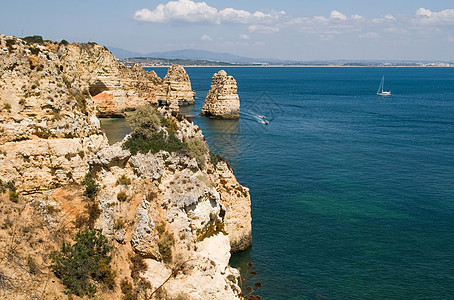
xmin=156 ymin=64 xmax=196 ymax=107
xmin=201 ymin=70 xmax=240 ymax=119
xmin=0 ymin=35 xmax=108 ymax=191
xmin=0 ymin=34 xmax=251 ymax=299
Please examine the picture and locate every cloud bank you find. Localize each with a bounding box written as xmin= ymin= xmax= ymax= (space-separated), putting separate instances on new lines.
xmin=134 ymin=2 xmax=454 ymax=42
xmin=134 ymin=0 xmax=280 ymax=24
xmin=415 ymin=8 xmax=454 ymax=25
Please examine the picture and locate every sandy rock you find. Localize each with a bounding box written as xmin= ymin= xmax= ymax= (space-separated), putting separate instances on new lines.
xmin=89 ymin=144 xmax=131 ymax=168
xmin=210 ymin=161 xmax=252 ymax=252
xmin=201 ymin=70 xmax=240 ymax=119
xmin=131 ymin=196 xmax=161 ymax=259
xmin=0 ymin=135 xmax=107 ymax=192
xmin=156 ymin=65 xmax=195 ymax=106
xmin=0 ymin=35 xmax=249 ymax=299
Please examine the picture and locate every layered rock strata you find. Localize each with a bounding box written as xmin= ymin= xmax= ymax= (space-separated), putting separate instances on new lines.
xmin=0 ymin=35 xmax=251 ymax=299
xmin=156 ymin=64 xmax=196 ymax=107
xmin=200 ymin=70 xmax=240 ymax=119
xmin=0 ymin=35 xmax=108 ymax=191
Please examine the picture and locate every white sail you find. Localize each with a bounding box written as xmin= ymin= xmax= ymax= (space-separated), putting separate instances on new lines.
xmin=377 ymin=76 xmax=391 ymax=96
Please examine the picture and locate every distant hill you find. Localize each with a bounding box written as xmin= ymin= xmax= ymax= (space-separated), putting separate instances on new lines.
xmin=107 ymin=47 xmax=454 ymax=67
xmin=106 ymin=47 xmax=143 ymax=59
xmin=108 ymin=47 xmax=269 ymax=63
xmin=144 ymin=49 xmax=260 ymax=63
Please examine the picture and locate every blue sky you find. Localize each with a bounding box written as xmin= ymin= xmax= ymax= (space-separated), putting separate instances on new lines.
xmin=1 ymin=0 xmax=454 ymax=60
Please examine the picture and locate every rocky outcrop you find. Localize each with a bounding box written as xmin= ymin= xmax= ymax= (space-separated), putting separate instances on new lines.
xmin=90 ymin=115 xmax=247 ymax=299
xmin=201 ymin=70 xmax=240 ymax=119
xmin=0 ymin=35 xmax=251 ymax=299
xmin=0 ymin=35 xmax=108 ymax=191
xmin=59 ymin=44 xmax=163 ymax=117
xmin=156 ymin=64 xmax=195 ymax=107
xmin=209 ymin=161 xmax=252 ymax=252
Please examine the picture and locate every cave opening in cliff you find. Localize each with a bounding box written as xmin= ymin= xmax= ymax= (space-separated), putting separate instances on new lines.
xmin=89 ymin=79 xmax=108 ymax=97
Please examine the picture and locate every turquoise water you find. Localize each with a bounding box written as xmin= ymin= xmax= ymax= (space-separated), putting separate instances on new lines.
xmin=147 ymin=67 xmax=454 ymax=299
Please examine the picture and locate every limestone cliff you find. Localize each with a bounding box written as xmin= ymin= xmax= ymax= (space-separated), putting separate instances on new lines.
xmin=0 ymin=35 xmax=107 ymax=192
xmin=200 ymin=70 xmax=240 ymax=119
xmin=156 ymin=65 xmax=195 ymax=107
xmin=0 ymin=35 xmax=251 ymax=300
xmin=58 ymin=43 xmax=163 ymax=117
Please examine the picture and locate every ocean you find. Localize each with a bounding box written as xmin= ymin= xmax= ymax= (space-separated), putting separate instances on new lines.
xmin=103 ymin=67 xmax=454 ymax=299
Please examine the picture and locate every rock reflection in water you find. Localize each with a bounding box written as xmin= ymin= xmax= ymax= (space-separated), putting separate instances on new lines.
xmin=201 ymin=118 xmax=240 ymax=157
xmin=99 ymin=118 xmax=131 ymax=145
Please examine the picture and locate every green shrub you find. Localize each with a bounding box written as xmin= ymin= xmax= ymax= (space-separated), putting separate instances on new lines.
xmin=23 ymin=35 xmax=44 ymax=44
xmin=50 ymin=229 xmax=115 ymax=297
xmin=156 ymin=223 xmax=166 ymax=236
xmin=126 ymin=106 xmax=161 ymax=140
xmin=120 ymin=279 xmax=138 ymax=300
xmin=59 ymin=39 xmax=69 ymax=45
xmin=129 ymin=254 xmax=147 ymax=280
xmin=9 ymin=190 xmax=18 ymax=203
xmin=123 ymin=106 xmax=187 ymax=155
xmin=158 ymin=231 xmax=174 ymax=263
xmin=116 ymin=174 xmax=131 ymax=186
xmin=123 ymin=131 xmax=185 ymax=155
xmin=86 ymin=201 xmax=101 ymax=229
xmin=209 ymin=151 xmax=230 ymax=169
xmin=73 ymin=214 xmax=87 ymax=229
xmin=186 ymin=137 xmax=208 ymax=168
xmin=161 ymin=117 xmax=178 ymax=134
xmin=81 ymin=173 xmax=99 ymax=201
xmin=0 ymin=180 xmax=15 ymax=193
xmin=27 ymin=255 xmax=38 ymax=275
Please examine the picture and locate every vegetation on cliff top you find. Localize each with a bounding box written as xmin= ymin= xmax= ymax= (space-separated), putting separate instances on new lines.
xmin=122 ymin=106 xmax=186 ymax=155
xmin=122 ymin=106 xmax=216 ymax=171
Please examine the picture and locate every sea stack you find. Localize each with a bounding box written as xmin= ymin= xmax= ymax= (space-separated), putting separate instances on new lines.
xmin=200 ymin=70 xmax=240 ymax=119
xmin=156 ymin=64 xmax=195 ymax=106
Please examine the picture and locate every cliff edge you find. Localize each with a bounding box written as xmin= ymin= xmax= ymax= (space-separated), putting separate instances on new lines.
xmin=0 ymin=35 xmax=251 ymax=300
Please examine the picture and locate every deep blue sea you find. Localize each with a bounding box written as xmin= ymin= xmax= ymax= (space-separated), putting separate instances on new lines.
xmin=107 ymin=67 xmax=454 ymax=299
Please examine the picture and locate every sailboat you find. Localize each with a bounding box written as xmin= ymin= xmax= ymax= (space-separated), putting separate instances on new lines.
xmin=377 ymin=76 xmax=391 ymax=96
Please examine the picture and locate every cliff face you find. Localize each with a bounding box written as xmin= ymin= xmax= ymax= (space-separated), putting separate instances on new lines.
xmin=0 ymin=35 xmax=107 ymax=192
xmin=59 ymin=43 xmax=163 ymax=117
xmin=200 ymin=70 xmax=240 ymax=119
xmin=0 ymin=35 xmax=251 ymax=300
xmin=90 ymin=114 xmax=246 ymax=299
xmin=156 ymin=64 xmax=196 ymax=107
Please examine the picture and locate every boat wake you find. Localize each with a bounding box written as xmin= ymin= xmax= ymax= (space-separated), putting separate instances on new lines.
xmin=240 ymin=111 xmax=269 ymax=124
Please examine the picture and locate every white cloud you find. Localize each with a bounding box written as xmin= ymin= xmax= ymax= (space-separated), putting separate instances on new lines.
xmin=219 ymin=8 xmax=275 ymax=24
xmin=201 ymin=34 xmax=212 ymax=41
xmin=330 ymin=10 xmax=347 ymax=21
xmin=415 ymin=8 xmax=454 ymax=25
xmin=248 ymin=24 xmax=280 ymax=33
xmin=240 ymin=34 xmax=250 ymax=40
xmin=351 ymin=14 xmax=365 ymax=21
xmin=134 ymin=0 xmax=218 ymax=23
xmin=359 ymin=32 xmax=380 ymax=39
xmin=134 ymin=0 xmax=279 ymax=24
xmin=384 ymin=27 xmax=408 ymax=34
xmin=384 ymin=14 xmax=396 ymax=21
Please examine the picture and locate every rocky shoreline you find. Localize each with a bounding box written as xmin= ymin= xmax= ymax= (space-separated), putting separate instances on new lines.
xmin=0 ymin=34 xmax=251 ymax=299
